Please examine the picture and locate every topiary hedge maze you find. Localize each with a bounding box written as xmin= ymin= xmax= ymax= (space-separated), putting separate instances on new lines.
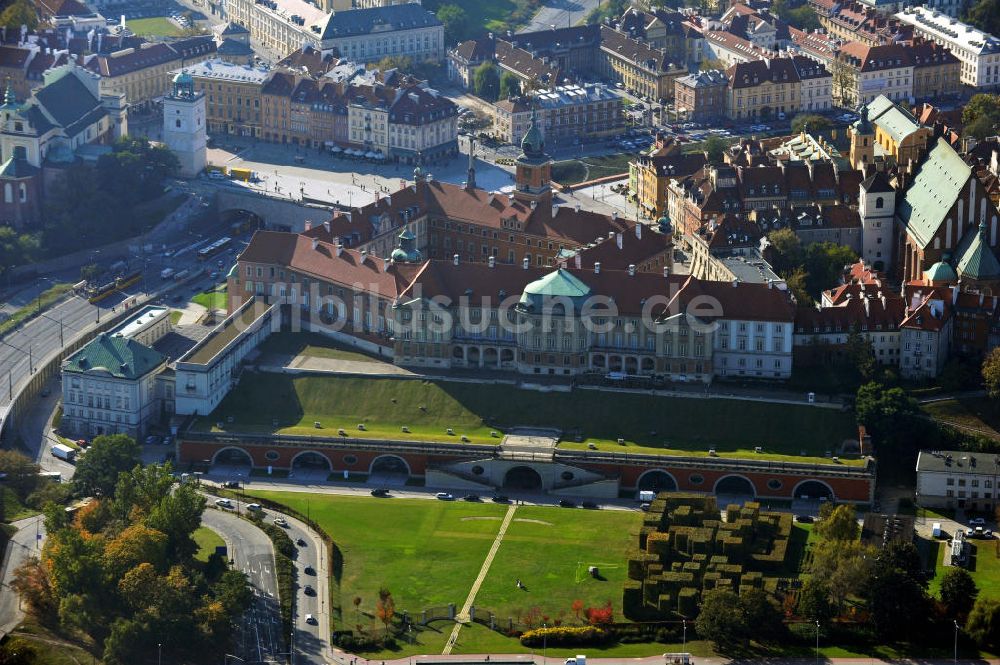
xmin=623 ymin=493 xmax=793 ymax=620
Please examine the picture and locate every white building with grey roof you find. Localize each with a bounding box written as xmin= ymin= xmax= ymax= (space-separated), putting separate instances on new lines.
xmin=916 ymin=449 xmax=1000 ymax=512
xmin=895 ymin=6 xmax=1000 ymax=89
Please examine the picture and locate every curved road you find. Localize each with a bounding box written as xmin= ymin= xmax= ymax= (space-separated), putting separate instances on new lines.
xmin=202 ymin=507 xmax=285 ymax=664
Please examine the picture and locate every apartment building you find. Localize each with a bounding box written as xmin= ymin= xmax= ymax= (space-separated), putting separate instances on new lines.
xmin=317 ymin=3 xmax=444 ymax=65
xmin=600 ymin=25 xmax=687 ymax=101
xmin=908 ymin=37 xmax=962 ymax=100
xmin=490 ymin=84 xmax=624 ymax=146
xmin=674 ymin=69 xmax=728 ymax=122
xmin=916 ymin=450 xmax=1000 ymax=512
xmin=187 ymin=59 xmax=267 ymax=137
xmin=833 ymin=41 xmax=914 ymax=107
xmin=726 ymin=57 xmax=831 ymax=121
xmin=895 ymin=6 xmax=1000 ymax=89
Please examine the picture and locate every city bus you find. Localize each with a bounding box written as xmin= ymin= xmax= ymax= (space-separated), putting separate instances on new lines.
xmin=197 ymin=236 xmax=232 ymax=261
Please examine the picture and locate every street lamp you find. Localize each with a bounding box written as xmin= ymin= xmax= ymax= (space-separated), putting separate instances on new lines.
xmin=0 ymin=338 xmax=33 ymax=374
xmin=157 ymin=643 xmax=161 ymax=665
xmin=682 ymin=619 xmax=686 ymax=649
xmin=954 ymin=619 xmax=959 ymax=664
xmin=542 ymin=622 xmax=547 ymax=665
xmin=815 ymin=620 xmax=820 ymax=665
xmin=37 ymin=312 xmax=64 ymax=348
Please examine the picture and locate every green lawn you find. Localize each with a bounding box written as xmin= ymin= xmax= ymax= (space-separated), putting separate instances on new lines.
xmin=450 ymin=0 xmax=517 ymax=32
xmin=922 ymin=397 xmax=1000 ymax=439
xmin=126 ymin=17 xmax=183 ymax=36
xmin=170 ymin=310 xmax=183 ymax=325
xmin=552 ymin=153 xmax=633 ymax=186
xmin=191 ymin=284 xmax=228 ymax=311
xmin=193 ymin=525 xmax=225 ymax=563
xmin=243 ymin=491 xmax=657 ymax=657
xmin=195 ymin=374 xmax=860 ymax=463
xmin=257 ymin=331 xmax=380 ymax=363
xmin=929 ymin=535 xmax=1000 ymax=600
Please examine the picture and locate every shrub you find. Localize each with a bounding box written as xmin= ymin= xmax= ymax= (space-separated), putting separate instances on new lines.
xmin=519 ymin=625 xmax=612 ymax=647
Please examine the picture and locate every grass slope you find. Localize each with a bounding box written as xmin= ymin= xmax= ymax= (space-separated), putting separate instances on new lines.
xmin=922 ymin=397 xmax=1000 ymax=439
xmin=257 ymin=331 xmax=381 ymax=363
xmin=199 ymin=375 xmax=858 ymax=462
xmin=191 ymin=284 xmax=228 ymax=310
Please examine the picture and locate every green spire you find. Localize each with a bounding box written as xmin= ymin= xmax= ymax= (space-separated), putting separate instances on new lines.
xmin=2 ymin=82 xmax=15 ymax=108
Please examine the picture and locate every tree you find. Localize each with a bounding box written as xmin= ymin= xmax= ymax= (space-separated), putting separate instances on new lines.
xmin=213 ymin=569 xmax=253 ymax=616
xmin=499 ymin=71 xmax=521 ymax=100
xmin=803 ymin=241 xmax=857 ymax=296
xmin=740 ymin=588 xmax=783 ymax=641
xmin=876 ymin=541 xmax=925 ymax=587
xmin=766 ymin=228 xmax=804 ymax=275
xmin=353 ymin=595 xmax=362 ymax=625
xmin=436 ymin=4 xmax=468 ymax=44
xmin=0 ymin=450 xmax=39 ymax=500
xmin=964 ymin=0 xmax=1000 ymax=38
xmin=797 ymin=578 xmax=835 ymax=622
xmin=702 ymin=135 xmax=727 ymax=164
xmin=10 ymin=557 xmax=56 ymax=620
xmin=855 ymin=381 xmax=918 ymax=445
xmin=815 ymin=504 xmax=859 ymax=541
xmin=864 ymin=557 xmax=931 ymax=640
xmin=472 ymin=62 xmax=500 ymax=102
xmin=940 ymin=567 xmax=978 ymax=619
xmin=571 ymin=598 xmax=584 ymax=622
xmin=79 ymin=263 xmax=101 ymax=283
xmin=845 ymin=328 xmax=876 ymax=385
xmin=103 ymin=524 xmax=169 ymax=579
xmin=0 ymin=0 xmax=38 ymax=31
xmin=790 ymin=113 xmax=832 ymax=134
xmin=967 ymin=596 xmax=1000 ymax=648
xmin=983 ymin=347 xmax=1000 ymax=398
xmin=375 ymin=587 xmax=395 ymax=636
xmin=962 ymin=94 xmax=1000 ymax=139
xmin=72 ymin=434 xmax=141 ymax=498
xmin=810 ymin=540 xmax=874 ymax=611
xmin=695 ymin=590 xmax=748 ymax=650
xmin=772 ymin=0 xmax=819 ymax=29
xmin=145 ymin=481 xmax=207 ymax=561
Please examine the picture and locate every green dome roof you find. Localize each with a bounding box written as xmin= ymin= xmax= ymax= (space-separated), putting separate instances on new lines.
xmin=518 ymin=268 xmax=591 ymax=312
xmin=173 ymin=70 xmax=193 ymax=85
xmin=658 ymin=214 xmax=670 ymax=231
xmin=390 ymin=247 xmax=410 ymax=262
xmin=925 ymin=261 xmax=957 ymax=283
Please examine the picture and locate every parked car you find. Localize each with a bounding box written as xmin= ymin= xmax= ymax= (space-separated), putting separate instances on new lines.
xmin=246 ymin=503 xmax=262 ymax=512
xmin=223 ymin=481 xmax=240 ymax=489
xmin=303 ymin=585 xmax=315 ymax=596
xmin=436 ymin=492 xmax=454 ymax=500
xmin=492 ymin=495 xmax=509 ymax=503
xmin=794 ymin=515 xmax=814 ymax=523
xmin=305 ymin=614 xmax=316 ymax=625
xmin=215 ymin=499 xmax=233 ymax=509
xmin=970 ymin=517 xmax=986 ymax=526
xmin=558 ymin=499 xmax=576 ymax=508
xmin=370 ymin=488 xmax=390 ymax=497
xmin=297 ymin=538 xmax=307 ymax=547
xmin=582 ymin=501 xmax=598 ymax=509
xmin=304 ymin=566 xmax=315 ymax=575
xmin=145 ymin=435 xmax=162 ymax=446
xmin=463 ymin=494 xmax=480 ymax=502
xmin=273 ymin=518 xmax=288 ymax=527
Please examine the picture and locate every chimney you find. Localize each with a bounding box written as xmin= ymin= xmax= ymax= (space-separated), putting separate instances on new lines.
xmin=575 ymin=203 xmax=581 ymax=213
xmin=383 ymin=257 xmax=390 ymax=270
xmin=336 ymin=242 xmax=344 ymax=257
xmin=574 ymin=253 xmax=581 ymax=269
xmin=607 ymin=231 xmax=615 ymax=241
xmin=636 ymin=224 xmax=642 ymax=239
xmin=305 ymin=220 xmax=312 ymax=231
xmin=523 ymin=257 xmax=530 ymax=270
xmin=732 ymin=278 xmax=738 ymax=287
xmin=323 ymin=220 xmax=330 ymax=233
xmin=612 ymin=211 xmax=618 ymax=221
xmin=488 ymin=255 xmax=496 ymax=268
xmin=311 ymin=238 xmax=319 ymax=250
xmin=616 ymin=232 xmax=623 ymax=250
xmin=663 ymin=266 xmax=670 ymax=278
xmin=628 ymin=264 xmax=636 ymax=276
xmin=552 ymin=205 xmax=558 ymax=217
xmin=594 ymin=262 xmax=601 ymax=274
xmin=453 ymin=253 xmax=460 ymax=266
xmin=767 ymin=280 xmax=773 ymax=289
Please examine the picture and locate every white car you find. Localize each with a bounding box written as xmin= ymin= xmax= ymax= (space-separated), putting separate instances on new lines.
xmin=273 ymin=518 xmax=288 ymax=527
xmin=247 ymin=503 xmax=262 ymax=512
xmin=970 ymin=517 xmax=986 ymax=526
xmin=436 ymin=492 xmax=454 ymax=500
xmin=215 ymin=499 xmax=233 ymax=509
xmin=305 ymin=614 xmax=317 ymax=625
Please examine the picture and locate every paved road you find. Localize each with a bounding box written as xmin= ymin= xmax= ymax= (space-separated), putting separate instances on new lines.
xmin=520 ymin=0 xmax=598 ymax=33
xmin=201 ymin=507 xmax=285 ymax=664
xmin=272 ymin=508 xmax=331 ymax=664
xmin=0 ymin=515 xmax=45 ymax=636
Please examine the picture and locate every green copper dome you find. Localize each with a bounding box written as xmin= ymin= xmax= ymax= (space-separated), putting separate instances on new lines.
xmin=925 ymin=261 xmax=957 ymax=283
xmin=658 ymin=214 xmax=671 ymax=232
xmin=518 ymin=268 xmax=591 ymax=312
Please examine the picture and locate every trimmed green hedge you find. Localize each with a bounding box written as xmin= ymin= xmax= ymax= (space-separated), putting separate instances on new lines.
xmin=259 ymin=520 xmax=297 ymax=647
xmin=520 ymin=626 xmax=613 ymax=647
